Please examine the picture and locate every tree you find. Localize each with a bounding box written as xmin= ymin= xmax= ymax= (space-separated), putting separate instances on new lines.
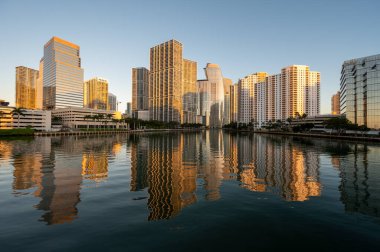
xmin=52 ymin=116 xmax=62 ymax=125
xmin=324 ymin=116 xmax=352 ymax=135
xmin=301 ymin=113 xmax=308 ymax=120
xmin=96 ymin=114 xmax=105 ymax=129
xmin=11 ymin=108 xmax=26 ymax=128
xmin=105 ymin=114 xmax=113 ymax=129
xmin=84 ymin=115 xmax=92 ymax=129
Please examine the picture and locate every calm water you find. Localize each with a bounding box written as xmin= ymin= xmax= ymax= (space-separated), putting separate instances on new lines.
xmin=1 ymin=131 xmax=380 ymax=251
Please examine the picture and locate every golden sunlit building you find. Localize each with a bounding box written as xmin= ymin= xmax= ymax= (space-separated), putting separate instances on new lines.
xmin=15 ymin=66 xmax=41 ymax=109
xmin=149 ymin=40 xmax=183 ymax=123
xmin=331 ymin=91 xmax=340 ymax=115
xmin=132 ymin=67 xmax=149 ymax=117
xmin=281 ymin=65 xmax=320 ymax=119
xmin=84 ymin=77 xmax=109 ymax=110
xmin=230 ymin=84 xmax=239 ymax=123
xmin=182 ymin=59 xmax=197 ymax=124
xmin=223 ymin=78 xmax=232 ymax=125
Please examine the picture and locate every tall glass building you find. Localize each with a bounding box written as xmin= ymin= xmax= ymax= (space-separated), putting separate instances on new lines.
xmin=108 ymin=93 xmax=117 ymax=111
xmin=340 ymin=54 xmax=380 ymax=129
xmin=43 ymin=37 xmax=84 ymax=109
xmin=132 ymin=67 xmax=149 ymax=114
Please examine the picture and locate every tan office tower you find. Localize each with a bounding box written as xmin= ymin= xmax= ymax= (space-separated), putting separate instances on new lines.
xmin=132 ymin=67 xmax=149 ymax=114
xmin=331 ymin=91 xmax=340 ymax=115
xmin=15 ymin=66 xmax=40 ymax=109
xmin=84 ymin=77 xmax=108 ymax=110
xmin=223 ymin=78 xmax=232 ymax=125
xmin=230 ymin=84 xmax=239 ymax=123
xmin=149 ymin=40 xmax=183 ymax=123
xmin=281 ymin=65 xmax=320 ymax=119
xmin=43 ymin=37 xmax=84 ymax=109
xmin=182 ymin=59 xmax=197 ymax=124
xmin=238 ymin=72 xmax=267 ymax=124
xmin=36 ymin=59 xmax=43 ymax=109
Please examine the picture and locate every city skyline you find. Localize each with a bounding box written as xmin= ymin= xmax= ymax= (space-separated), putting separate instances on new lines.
xmin=1 ymin=0 xmax=379 ymax=113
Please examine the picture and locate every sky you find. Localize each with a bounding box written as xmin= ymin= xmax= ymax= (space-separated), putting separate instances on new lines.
xmin=0 ymin=0 xmax=379 ymax=114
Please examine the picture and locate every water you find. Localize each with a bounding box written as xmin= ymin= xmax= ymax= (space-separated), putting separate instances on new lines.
xmin=0 ymin=131 xmax=380 ymax=251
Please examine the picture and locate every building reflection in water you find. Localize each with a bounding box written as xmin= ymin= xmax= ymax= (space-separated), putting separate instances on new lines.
xmin=338 ymin=144 xmax=380 ymax=217
xmin=8 ymin=131 xmax=380 ymax=224
xmin=10 ymin=135 xmax=122 ymax=225
xmin=130 ymin=131 xmax=323 ymax=221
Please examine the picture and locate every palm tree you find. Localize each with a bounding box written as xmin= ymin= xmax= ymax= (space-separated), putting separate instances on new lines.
xmin=96 ymin=114 xmax=104 ymax=129
xmin=301 ymin=113 xmax=307 ymax=120
xmin=84 ymin=115 xmax=92 ymax=129
xmin=11 ymin=108 xmax=25 ymax=128
xmin=106 ymin=114 xmax=113 ymax=129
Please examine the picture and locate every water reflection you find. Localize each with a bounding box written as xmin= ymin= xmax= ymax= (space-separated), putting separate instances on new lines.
xmin=7 ymin=135 xmax=124 ymax=225
xmin=2 ymin=131 xmax=380 ymax=225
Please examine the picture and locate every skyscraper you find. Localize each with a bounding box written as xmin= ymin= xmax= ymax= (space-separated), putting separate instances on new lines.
xmin=197 ymin=63 xmax=225 ymax=127
xmin=84 ymin=77 xmax=108 ymax=110
xmin=182 ymin=59 xmax=197 ymax=124
xmin=331 ymin=91 xmax=340 ymax=115
xmin=43 ymin=36 xmax=84 ymax=110
xmin=281 ymin=65 xmax=320 ymax=119
xmin=149 ymin=40 xmax=183 ymax=123
xmin=15 ymin=66 xmax=41 ymax=109
xmin=132 ymin=67 xmax=149 ymax=114
xmin=108 ymin=93 xmax=117 ymax=111
xmin=230 ymin=84 xmax=239 ymax=123
xmin=238 ymin=72 xmax=267 ymax=124
xmin=223 ymin=78 xmax=232 ymax=125
xmin=340 ymin=54 xmax=380 ymax=129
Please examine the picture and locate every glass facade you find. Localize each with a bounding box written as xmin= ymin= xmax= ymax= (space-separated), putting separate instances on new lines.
xmin=132 ymin=67 xmax=149 ymax=113
xmin=340 ymin=54 xmax=380 ymax=129
xmin=108 ymin=93 xmax=117 ymax=111
xmin=43 ymin=37 xmax=84 ymax=110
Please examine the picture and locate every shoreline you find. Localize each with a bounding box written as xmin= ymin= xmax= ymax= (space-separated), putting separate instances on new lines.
xmin=223 ymin=129 xmax=380 ymax=143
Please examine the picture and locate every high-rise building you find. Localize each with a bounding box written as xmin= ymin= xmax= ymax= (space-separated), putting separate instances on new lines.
xmin=340 ymin=54 xmax=380 ymax=129
xmin=182 ymin=59 xmax=197 ymax=124
xmin=126 ymin=102 xmax=132 ymax=117
xmin=238 ymin=72 xmax=267 ymax=124
xmin=149 ymin=40 xmax=183 ymax=123
xmin=108 ymin=93 xmax=117 ymax=111
xmin=43 ymin=37 xmax=84 ymax=109
xmin=223 ymin=78 xmax=232 ymax=125
xmin=254 ymin=81 xmax=268 ymax=127
xmin=15 ymin=66 xmax=41 ymax=109
xmin=197 ymin=63 xmax=225 ymax=127
xmin=281 ymin=65 xmax=320 ymax=119
xmin=84 ymin=77 xmax=108 ymax=110
xmin=132 ymin=67 xmax=149 ymax=114
xmin=331 ymin=91 xmax=340 ymax=115
xmin=230 ymin=84 xmax=239 ymax=123
xmin=36 ymin=59 xmax=44 ymax=109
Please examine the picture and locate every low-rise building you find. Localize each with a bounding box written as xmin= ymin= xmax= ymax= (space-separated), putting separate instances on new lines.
xmin=0 ymin=106 xmax=51 ymax=131
xmin=52 ymin=107 xmax=127 ymax=129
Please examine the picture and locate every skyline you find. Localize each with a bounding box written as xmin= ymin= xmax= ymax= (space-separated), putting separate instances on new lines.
xmin=1 ymin=0 xmax=379 ymax=113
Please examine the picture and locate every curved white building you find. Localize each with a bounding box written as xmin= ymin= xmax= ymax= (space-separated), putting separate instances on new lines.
xmin=197 ymin=63 xmax=225 ymax=128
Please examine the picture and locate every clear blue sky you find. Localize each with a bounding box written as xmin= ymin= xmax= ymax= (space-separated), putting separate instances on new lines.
xmin=1 ymin=0 xmax=379 ymax=113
